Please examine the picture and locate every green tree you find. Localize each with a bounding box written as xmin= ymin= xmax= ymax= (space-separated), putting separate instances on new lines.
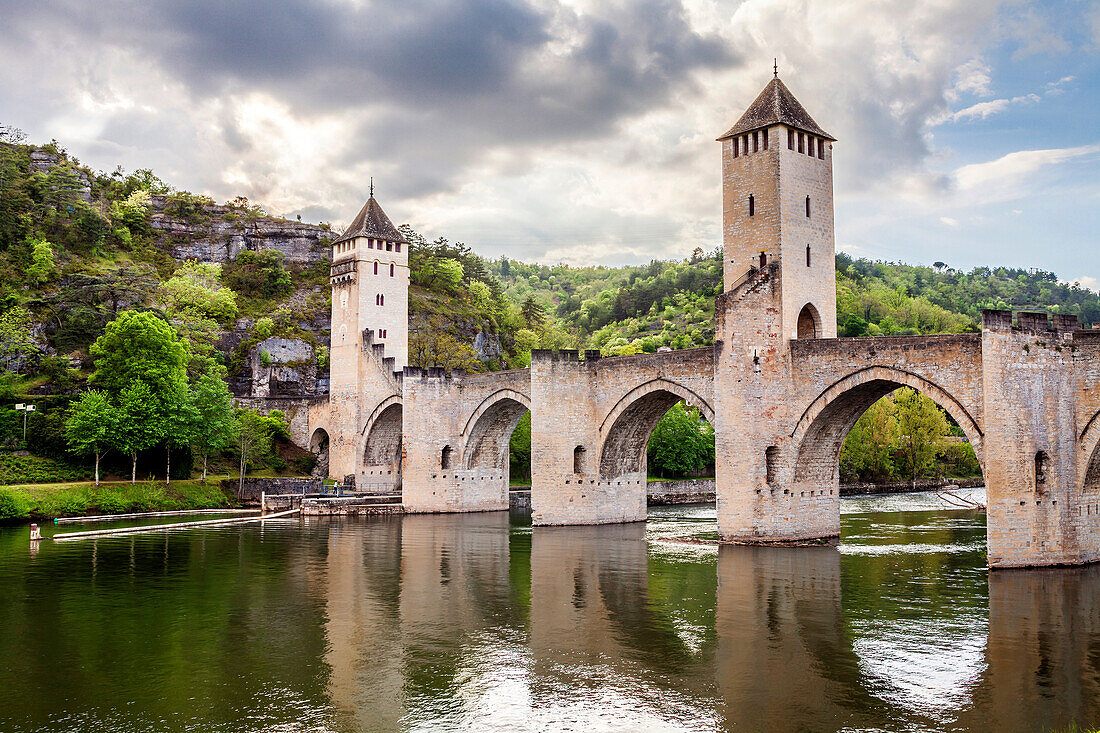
xmin=893 ymin=388 xmax=949 ymax=482
xmin=509 ymin=412 xmax=531 ymax=483
xmin=64 ymin=390 xmax=116 ymax=486
xmin=235 ymin=409 xmax=288 ymax=497
xmin=163 ymin=385 xmax=198 ymax=485
xmin=0 ymin=306 xmax=40 ymax=368
xmin=155 ymin=261 xmax=238 ymax=363
xmin=647 ymin=402 xmax=715 ymax=478
xmin=840 ymin=395 xmax=896 ymax=482
xmin=89 ymin=311 xmax=189 ymax=399
xmin=521 ymin=295 xmax=547 ymax=329
xmin=190 ymin=369 xmax=237 ymax=482
xmin=221 ymin=249 xmax=293 ymax=299
xmin=27 ymin=238 xmax=56 ymax=284
xmin=408 ymin=315 xmax=480 ymax=373
xmin=113 ymin=381 xmax=165 ymax=483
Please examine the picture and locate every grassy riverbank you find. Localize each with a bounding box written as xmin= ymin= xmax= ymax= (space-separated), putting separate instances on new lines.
xmin=0 ymin=480 xmax=237 ymax=520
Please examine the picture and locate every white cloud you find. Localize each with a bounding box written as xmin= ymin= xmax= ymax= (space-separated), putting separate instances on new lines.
xmin=1070 ymin=276 xmax=1100 ymax=293
xmin=954 ymin=145 xmax=1100 ymax=204
xmin=945 ymin=93 xmax=1039 ymax=122
xmin=950 ymin=57 xmax=993 ymax=99
xmin=940 ymin=217 xmax=960 ymax=227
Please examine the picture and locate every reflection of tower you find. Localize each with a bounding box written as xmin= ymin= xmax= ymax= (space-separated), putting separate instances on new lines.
xmin=715 ymin=545 xmax=876 ymax=730
xmin=319 ymin=518 xmax=405 ymax=730
xmin=957 ymin=566 xmax=1100 ymax=731
xmin=718 ymin=73 xmax=837 ymax=341
xmin=327 ymin=191 xmax=409 ymax=479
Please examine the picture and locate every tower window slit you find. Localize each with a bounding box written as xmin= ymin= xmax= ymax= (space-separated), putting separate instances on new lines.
xmin=798 ymin=132 xmax=804 ymax=153
xmin=748 ymin=194 xmax=755 ymax=216
xmin=787 ymin=129 xmax=794 ymax=149
xmin=374 ymin=262 xmax=379 ymax=275
xmin=762 ymin=129 xmax=768 ymax=150
xmin=390 ymin=263 xmax=394 ymax=276
xmin=818 ymin=140 xmax=825 ymax=160
xmin=806 ymin=196 xmax=811 ymax=217
xmin=753 ymin=131 xmax=759 ymax=152
xmin=806 ymin=245 xmax=811 ymax=267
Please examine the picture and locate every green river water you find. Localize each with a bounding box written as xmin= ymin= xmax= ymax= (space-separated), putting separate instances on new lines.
xmin=0 ymin=489 xmax=1097 ymax=732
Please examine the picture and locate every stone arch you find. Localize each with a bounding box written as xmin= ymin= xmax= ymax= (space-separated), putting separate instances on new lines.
xmin=797 ymin=303 xmax=820 ymax=339
xmin=463 ymin=391 xmax=530 ymax=472
xmin=598 ymin=378 xmax=715 ymax=481
xmin=309 ymin=428 xmax=330 ymax=476
xmin=789 ymin=366 xmax=984 ymax=486
xmin=362 ymin=401 xmax=402 ymax=469
xmin=1077 ymin=411 xmax=1100 ymax=494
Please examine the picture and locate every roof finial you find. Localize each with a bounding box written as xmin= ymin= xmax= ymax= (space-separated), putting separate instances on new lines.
xmin=369 ymin=177 xmax=374 ymax=198
xmin=773 ymin=58 xmax=778 ymax=78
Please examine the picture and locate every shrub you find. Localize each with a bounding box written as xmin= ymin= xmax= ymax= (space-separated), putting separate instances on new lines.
xmin=0 ymin=488 xmax=30 ymax=519
xmin=92 ymin=487 xmax=131 ymax=514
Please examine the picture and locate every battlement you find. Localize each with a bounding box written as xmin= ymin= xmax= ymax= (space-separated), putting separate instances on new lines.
xmin=402 ymin=365 xmax=456 ymax=381
xmin=531 ymin=349 xmax=601 ymax=363
xmin=982 ymin=309 xmax=1079 ymax=334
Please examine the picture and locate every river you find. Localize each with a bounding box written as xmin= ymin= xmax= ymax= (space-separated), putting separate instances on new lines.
xmin=0 ymin=489 xmax=1096 ymax=732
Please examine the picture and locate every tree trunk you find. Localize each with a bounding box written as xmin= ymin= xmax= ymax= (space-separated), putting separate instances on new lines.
xmin=131 ymin=451 xmax=137 ymax=484
xmin=94 ymin=449 xmax=100 ymax=487
xmin=238 ymin=449 xmax=246 ymax=499
xmin=166 ymin=447 xmax=171 ymax=486
xmin=201 ymin=453 xmax=208 ymax=483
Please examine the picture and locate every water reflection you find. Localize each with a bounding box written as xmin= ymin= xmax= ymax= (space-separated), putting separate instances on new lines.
xmin=0 ymin=501 xmax=1097 ymax=731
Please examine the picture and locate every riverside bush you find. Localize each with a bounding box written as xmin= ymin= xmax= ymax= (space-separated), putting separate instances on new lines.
xmin=0 ymin=453 xmax=92 ymax=484
xmin=0 ymin=488 xmax=30 ymax=519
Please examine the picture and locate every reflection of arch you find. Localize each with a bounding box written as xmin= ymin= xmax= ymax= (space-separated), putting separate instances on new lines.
xmin=463 ymin=396 xmax=529 ymax=471
xmin=797 ymin=303 xmax=819 ymax=339
xmin=362 ymin=402 xmax=402 ymax=470
xmin=598 ymin=379 xmax=715 ymax=481
xmin=790 ymin=366 xmax=984 ymax=484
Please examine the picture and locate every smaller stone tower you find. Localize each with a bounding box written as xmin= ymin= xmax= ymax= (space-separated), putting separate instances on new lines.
xmin=718 ymin=73 xmax=837 ymax=340
xmin=326 ymin=189 xmax=409 ymax=481
xmin=330 ymin=191 xmax=410 ymax=373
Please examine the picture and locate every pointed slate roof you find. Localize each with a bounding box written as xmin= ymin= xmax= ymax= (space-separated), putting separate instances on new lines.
xmin=718 ymin=76 xmax=835 ymax=141
xmin=334 ymin=194 xmax=408 ymax=245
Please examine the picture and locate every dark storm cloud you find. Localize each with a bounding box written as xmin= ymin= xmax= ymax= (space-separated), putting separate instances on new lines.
xmin=5 ymin=0 xmax=733 ymax=153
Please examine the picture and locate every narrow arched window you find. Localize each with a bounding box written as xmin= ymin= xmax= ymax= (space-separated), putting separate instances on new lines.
xmin=1035 ymin=451 xmax=1049 ymax=492
xmin=441 ymin=445 xmax=453 ymax=470
xmin=762 ymin=129 xmax=769 ymax=150
xmin=817 ymin=140 xmax=825 ymax=160
xmin=573 ymin=446 xmax=586 ymax=474
xmin=787 ymin=129 xmax=794 ymax=150
xmin=748 ymin=194 xmax=755 ymax=217
xmin=798 ymin=132 xmax=805 ymax=153
xmin=732 ymin=138 xmax=739 ymax=158
xmin=379 ymin=294 xmax=384 ymax=306
xmin=807 ymin=137 xmax=814 ymax=157
xmin=806 ymin=245 xmax=811 ymax=267
xmin=752 ymin=131 xmax=759 ymax=153
xmin=389 ymin=263 xmax=394 ymax=277
xmin=374 ymin=262 xmax=379 ymax=275
xmin=806 ymin=196 xmax=811 ymax=218
xmin=765 ymin=446 xmax=779 ymax=485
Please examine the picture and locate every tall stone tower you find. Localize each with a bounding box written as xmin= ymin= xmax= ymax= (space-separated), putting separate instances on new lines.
xmin=718 ymin=73 xmax=837 ymax=340
xmin=326 ymin=190 xmax=409 ymax=481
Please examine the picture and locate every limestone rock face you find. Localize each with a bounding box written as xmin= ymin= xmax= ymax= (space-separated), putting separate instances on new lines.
xmin=147 ymin=195 xmax=331 ymax=264
xmin=249 ymin=337 xmax=321 ymax=397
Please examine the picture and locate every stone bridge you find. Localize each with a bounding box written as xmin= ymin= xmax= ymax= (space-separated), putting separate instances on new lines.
xmin=347 ymin=302 xmax=1100 ymax=569
xmin=295 ymin=72 xmax=1100 ymax=568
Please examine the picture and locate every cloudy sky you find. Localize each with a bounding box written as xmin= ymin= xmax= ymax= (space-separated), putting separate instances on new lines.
xmin=2 ymin=0 xmax=1098 ymax=280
